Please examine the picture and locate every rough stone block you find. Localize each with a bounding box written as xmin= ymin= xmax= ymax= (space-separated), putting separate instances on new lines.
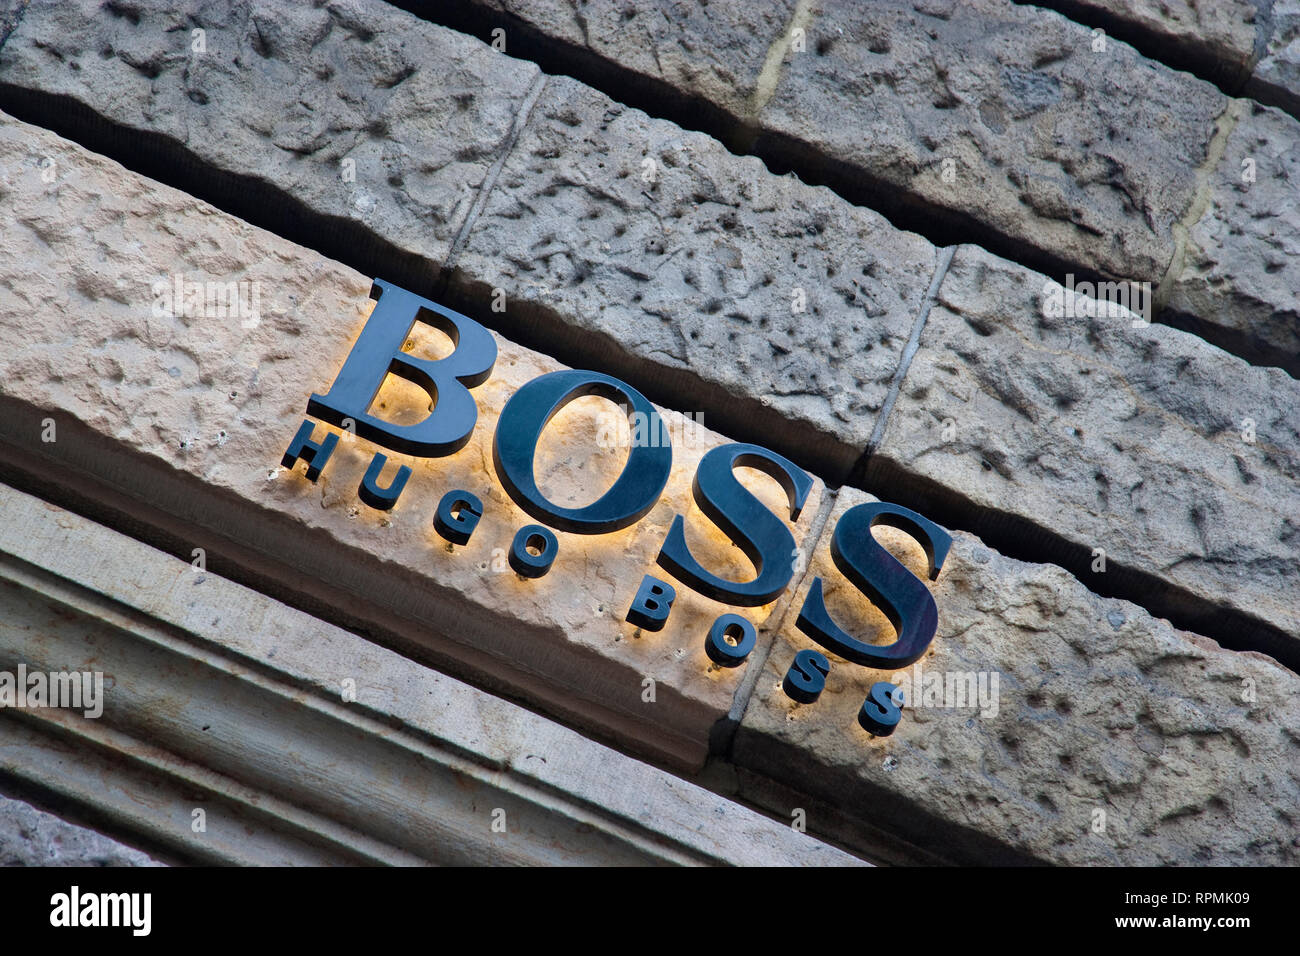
xmin=434 ymin=0 xmax=1300 ymax=373
xmin=0 ymin=108 xmax=826 ymax=771
xmin=736 ymin=487 xmax=1300 ymax=865
xmin=870 ymin=245 xmax=1300 ymax=666
xmin=0 ymin=792 xmax=164 ymax=866
xmin=446 ymin=0 xmax=798 ymax=124
xmin=1166 ymin=101 xmax=1300 ymax=371
xmin=1249 ymin=1 xmax=1300 ymax=115
xmin=1049 ymin=0 xmax=1300 ymax=119
xmin=457 ymin=74 xmax=939 ymax=482
xmin=0 ymin=0 xmax=540 ymax=274
xmin=1045 ymin=0 xmax=1259 ymax=85
xmin=760 ymin=0 xmax=1224 ymax=289
xmin=0 ymin=0 xmax=937 ymax=480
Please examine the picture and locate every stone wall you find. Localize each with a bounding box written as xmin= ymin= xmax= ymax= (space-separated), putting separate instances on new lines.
xmin=0 ymin=0 xmax=1295 ymax=865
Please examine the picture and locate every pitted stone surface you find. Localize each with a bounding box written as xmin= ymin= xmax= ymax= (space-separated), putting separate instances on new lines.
xmin=0 ymin=0 xmax=939 ymax=481
xmin=0 ymin=0 xmax=1295 ymax=869
xmin=462 ymin=0 xmax=797 ymax=122
xmin=0 ymin=0 xmax=540 ymax=272
xmin=458 ymin=74 xmax=938 ymax=481
xmin=1167 ymin=101 xmax=1300 ymax=370
xmin=1250 ymin=1 xmax=1300 ymax=114
xmin=873 ymin=245 xmax=1300 ymax=659
xmin=444 ymin=0 xmax=1300 ymax=370
xmin=0 ymin=792 xmax=163 ymax=866
xmin=1047 ymin=0 xmax=1260 ymax=83
xmin=760 ymin=0 xmax=1225 ymax=289
xmin=737 ymin=487 xmax=1300 ymax=865
xmin=1043 ymin=0 xmax=1300 ymax=119
xmin=0 ymin=108 xmax=826 ymax=771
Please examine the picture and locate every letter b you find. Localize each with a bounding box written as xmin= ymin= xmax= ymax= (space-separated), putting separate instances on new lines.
xmin=627 ymin=575 xmax=675 ymax=631
xmin=308 ymin=279 xmax=497 ymax=457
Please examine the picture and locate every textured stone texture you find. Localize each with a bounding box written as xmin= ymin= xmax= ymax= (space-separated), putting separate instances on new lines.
xmin=1048 ymin=0 xmax=1260 ymax=84
xmin=760 ymin=0 xmax=1225 ymax=288
xmin=0 ymin=2 xmax=26 ymax=54
xmin=736 ymin=487 xmax=1300 ymax=865
xmin=0 ymin=107 xmax=826 ymax=771
xmin=1166 ymin=100 xmax=1300 ymax=369
xmin=435 ymin=0 xmax=1300 ymax=370
xmin=1046 ymin=0 xmax=1300 ymax=119
xmin=871 ymin=245 xmax=1300 ymax=662
xmin=0 ymin=792 xmax=164 ymax=866
xmin=0 ymin=0 xmax=540 ymax=273
xmin=0 ymin=0 xmax=936 ymax=481
xmin=457 ymin=74 xmax=939 ymax=481
xmin=1249 ymin=1 xmax=1300 ymax=114
xmin=1 ymin=0 xmax=1296 ymax=870
xmin=453 ymin=0 xmax=798 ymax=122
xmin=0 ymin=483 xmax=861 ymax=866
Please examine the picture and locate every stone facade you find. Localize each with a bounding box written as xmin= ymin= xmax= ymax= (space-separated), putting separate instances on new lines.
xmin=0 ymin=793 xmax=162 ymax=867
xmin=0 ymin=0 xmax=1295 ymax=866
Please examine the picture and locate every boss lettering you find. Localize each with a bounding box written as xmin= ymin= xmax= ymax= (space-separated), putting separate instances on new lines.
xmin=282 ymin=279 xmax=954 ymax=739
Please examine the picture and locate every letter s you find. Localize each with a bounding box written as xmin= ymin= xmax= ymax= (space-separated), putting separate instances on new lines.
xmin=796 ymin=501 xmax=952 ymax=668
xmin=783 ymin=648 xmax=831 ymax=704
xmin=859 ymin=681 xmax=903 ymax=736
xmin=656 ymin=443 xmax=813 ymax=607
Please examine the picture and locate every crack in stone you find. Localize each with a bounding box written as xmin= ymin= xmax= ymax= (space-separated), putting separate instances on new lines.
xmin=1154 ymin=97 xmax=1248 ymax=311
xmin=749 ymin=0 xmax=817 ymax=122
xmin=860 ymin=244 xmax=956 ymax=465
xmin=716 ymin=482 xmax=840 ymax=758
xmin=437 ymin=72 xmax=549 ymax=288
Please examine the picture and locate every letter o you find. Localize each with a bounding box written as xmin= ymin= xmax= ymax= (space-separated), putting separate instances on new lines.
xmin=509 ymin=524 xmax=558 ymax=578
xmin=492 ymin=370 xmax=672 ymax=533
xmin=704 ymin=613 xmax=757 ymax=667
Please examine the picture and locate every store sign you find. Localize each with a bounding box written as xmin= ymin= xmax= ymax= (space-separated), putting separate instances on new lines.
xmin=280 ymin=280 xmax=952 ymax=737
